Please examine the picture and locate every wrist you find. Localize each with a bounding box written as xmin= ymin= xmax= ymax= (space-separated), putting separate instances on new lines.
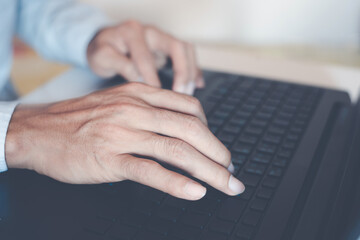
xmin=5 ymin=105 xmax=43 ymax=170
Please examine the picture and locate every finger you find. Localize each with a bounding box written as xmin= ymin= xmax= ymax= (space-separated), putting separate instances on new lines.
xmin=144 ymin=28 xmax=192 ymax=94
xmin=132 ymin=107 xmax=228 ymax=168
xmin=184 ymin=44 xmax=201 ymax=95
xmin=96 ymin=45 xmax=140 ymax=82
xmin=138 ymin=135 xmax=245 ymax=196
xmin=187 ymin=45 xmax=205 ymax=89
xmin=119 ymin=83 xmax=208 ymax=125
xmin=116 ymin=154 xmax=207 ymax=200
xmin=123 ymin=23 xmax=161 ymax=88
xmin=196 ymin=75 xmax=205 ymax=88
xmin=170 ymin=41 xmax=192 ymax=94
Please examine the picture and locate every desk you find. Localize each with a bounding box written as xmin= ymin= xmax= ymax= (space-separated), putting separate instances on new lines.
xmin=22 ymin=44 xmax=360 ymax=103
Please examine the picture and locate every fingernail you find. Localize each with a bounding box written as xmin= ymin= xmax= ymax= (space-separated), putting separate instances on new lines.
xmin=197 ymin=77 xmax=205 ymax=88
xmin=228 ymin=175 xmax=245 ymax=195
xmin=175 ymin=84 xmax=186 ymax=94
xmin=136 ymin=77 xmax=144 ymax=83
xmin=184 ymin=181 xmax=207 ymax=200
xmin=227 ymin=163 xmax=235 ymax=174
xmin=185 ymin=81 xmax=196 ymax=95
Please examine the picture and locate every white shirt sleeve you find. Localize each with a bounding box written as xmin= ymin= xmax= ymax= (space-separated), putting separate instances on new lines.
xmin=16 ymin=0 xmax=113 ymax=68
xmin=0 ymin=101 xmax=18 ymax=172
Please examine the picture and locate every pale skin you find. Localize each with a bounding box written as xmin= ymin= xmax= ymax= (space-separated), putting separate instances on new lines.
xmin=5 ymin=20 xmax=245 ymax=201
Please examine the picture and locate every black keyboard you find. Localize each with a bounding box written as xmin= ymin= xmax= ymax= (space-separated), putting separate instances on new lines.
xmin=74 ymin=71 xmax=321 ymax=240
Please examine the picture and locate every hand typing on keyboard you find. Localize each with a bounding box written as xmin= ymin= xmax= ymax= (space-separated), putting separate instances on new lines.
xmin=5 ymin=83 xmax=245 ymax=200
xmin=87 ymin=20 xmax=204 ymax=95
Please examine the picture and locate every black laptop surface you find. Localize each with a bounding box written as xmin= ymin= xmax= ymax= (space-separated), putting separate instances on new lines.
xmin=1 ymin=65 xmax=360 ymax=240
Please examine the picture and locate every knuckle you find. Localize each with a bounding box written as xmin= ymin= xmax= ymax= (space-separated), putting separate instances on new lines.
xmin=187 ymin=96 xmax=203 ymax=113
xmin=166 ymin=139 xmax=190 ymax=162
xmin=122 ymin=82 xmax=147 ymax=92
xmin=134 ymin=160 xmax=159 ymax=181
xmin=124 ymin=19 xmax=142 ymax=29
xmin=112 ymin=102 xmax=136 ymax=113
xmin=184 ymin=115 xmax=204 ymax=134
xmin=214 ymin=167 xmax=231 ymax=189
xmin=172 ymin=40 xmax=187 ymax=52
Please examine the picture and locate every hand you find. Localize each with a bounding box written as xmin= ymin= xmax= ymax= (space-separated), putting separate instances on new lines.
xmin=87 ymin=20 xmax=204 ymax=95
xmin=6 ymin=83 xmax=244 ymax=200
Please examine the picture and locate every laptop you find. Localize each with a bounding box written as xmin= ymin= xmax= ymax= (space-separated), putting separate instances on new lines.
xmin=1 ymin=61 xmax=360 ymax=240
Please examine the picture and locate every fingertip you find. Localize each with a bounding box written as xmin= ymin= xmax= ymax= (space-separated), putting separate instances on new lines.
xmin=228 ymin=175 xmax=245 ymax=195
xmin=196 ymin=77 xmax=205 ymax=88
xmin=184 ymin=181 xmax=207 ymax=200
xmin=173 ymin=80 xmax=187 ymax=94
xmin=185 ymin=81 xmax=196 ymax=95
xmin=227 ymin=163 xmax=235 ymax=174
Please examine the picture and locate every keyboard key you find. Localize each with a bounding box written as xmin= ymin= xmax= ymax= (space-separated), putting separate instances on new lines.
xmin=118 ymin=212 xmax=148 ymax=228
xmin=238 ymin=135 xmax=258 ymax=145
xmin=277 ymin=149 xmax=293 ymax=158
xmin=282 ymin=141 xmax=296 ymax=149
xmin=238 ymin=79 xmax=254 ymax=89
xmin=231 ymin=153 xmax=247 ymax=165
xmin=208 ymin=117 xmax=225 ymax=127
xmin=223 ymin=123 xmax=242 ymax=134
xmin=236 ymin=225 xmax=254 ymax=239
xmin=268 ymin=125 xmax=286 ymax=135
xmin=256 ymin=111 xmax=272 ymax=120
xmin=219 ymin=104 xmax=236 ymax=113
xmin=232 ymin=143 xmax=253 ymax=155
xmin=214 ymin=110 xmax=231 ymax=119
xmin=286 ymin=133 xmax=300 ymax=141
xmin=245 ymin=126 xmax=263 ymax=135
xmin=242 ymin=211 xmax=262 ymax=226
xmin=218 ymin=131 xmax=237 ymax=143
xmin=268 ymin=167 xmax=283 ymax=178
xmin=257 ymin=143 xmax=277 ymax=154
xmin=217 ymin=198 xmax=247 ymax=222
xmin=107 ymin=223 xmax=137 ymax=239
xmin=200 ymin=231 xmax=228 ymax=240
xmin=251 ymin=152 xmax=272 ymax=164
xmin=180 ymin=212 xmax=209 ymax=229
xmin=244 ymin=163 xmax=266 ymax=175
xmin=233 ymin=163 xmax=242 ymax=175
xmin=208 ymin=217 xmax=235 ymax=235
xmin=156 ymin=205 xmax=183 ymax=221
xmin=235 ymin=111 xmax=252 ymax=118
xmin=262 ymin=177 xmax=279 ymax=188
xmin=237 ymin=187 xmax=254 ymax=201
xmin=72 ymin=231 xmax=106 ymax=240
xmin=239 ymin=173 xmax=262 ymax=187
xmin=263 ymin=134 xmax=281 ymax=144
xmin=209 ymin=125 xmax=219 ymax=133
xmin=250 ymin=198 xmax=268 ymax=211
xmin=189 ymin=196 xmax=218 ymax=214
xmin=252 ymin=119 xmax=267 ymax=128
xmin=146 ymin=217 xmax=173 ymax=235
xmin=164 ymin=196 xmax=188 ymax=210
xmin=257 ymin=188 xmax=274 ymax=200
xmin=242 ymin=104 xmax=257 ymax=113
xmin=132 ymin=198 xmax=158 ymax=214
xmin=171 ymin=224 xmax=202 ymax=240
xmin=84 ymin=218 xmax=112 ymax=235
xmin=229 ymin=116 xmax=247 ymax=126
xmin=134 ymin=230 xmax=165 ymax=240
xmin=142 ymin=188 xmax=165 ymax=204
xmin=273 ymin=157 xmax=288 ymax=167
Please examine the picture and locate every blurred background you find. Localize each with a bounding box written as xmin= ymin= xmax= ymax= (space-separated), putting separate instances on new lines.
xmin=12 ymin=0 xmax=360 ymax=95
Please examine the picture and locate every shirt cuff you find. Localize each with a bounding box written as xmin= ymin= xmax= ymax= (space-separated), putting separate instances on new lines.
xmin=0 ymin=101 xmax=19 ymax=172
